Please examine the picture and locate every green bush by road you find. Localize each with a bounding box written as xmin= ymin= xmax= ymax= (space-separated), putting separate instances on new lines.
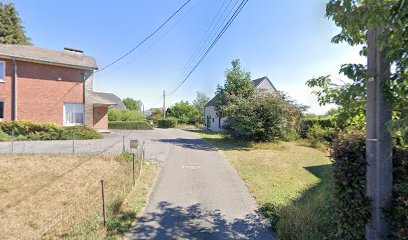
xmin=108 ymin=121 xmax=153 ymax=130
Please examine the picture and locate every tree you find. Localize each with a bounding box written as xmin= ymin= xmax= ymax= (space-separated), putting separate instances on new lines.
xmin=192 ymin=92 xmax=210 ymax=124
xmin=306 ymin=1 xmax=407 ymax=238
xmin=215 ymin=59 xmax=254 ymax=117
xmin=146 ymin=108 xmax=163 ymax=125
xmin=122 ymin=98 xmax=142 ymax=111
xmin=0 ymin=3 xmax=31 ymax=45
xmin=166 ymin=101 xmax=200 ymax=124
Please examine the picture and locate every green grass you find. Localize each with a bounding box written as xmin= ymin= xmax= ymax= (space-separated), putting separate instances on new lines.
xmin=194 ymin=131 xmax=335 ymax=239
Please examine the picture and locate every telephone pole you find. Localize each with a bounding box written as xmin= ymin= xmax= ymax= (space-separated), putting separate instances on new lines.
xmin=366 ymin=27 xmax=393 ymax=240
xmin=163 ymin=90 xmax=166 ymax=119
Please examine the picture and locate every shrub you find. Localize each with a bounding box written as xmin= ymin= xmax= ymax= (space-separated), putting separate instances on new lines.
xmin=157 ymin=117 xmax=178 ymax=128
xmin=0 ymin=130 xmax=10 ymax=141
xmin=108 ymin=109 xmax=145 ymax=122
xmin=299 ymin=117 xmax=336 ymax=138
xmin=0 ymin=121 xmax=102 ymax=140
xmin=387 ymin=148 xmax=408 ymax=239
xmin=108 ymin=121 xmax=153 ymax=130
xmin=330 ymin=130 xmax=370 ymax=239
xmin=306 ymin=124 xmax=336 ymax=147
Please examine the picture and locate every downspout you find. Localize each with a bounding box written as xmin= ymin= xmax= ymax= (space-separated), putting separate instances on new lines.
xmin=12 ymin=59 xmax=18 ymax=120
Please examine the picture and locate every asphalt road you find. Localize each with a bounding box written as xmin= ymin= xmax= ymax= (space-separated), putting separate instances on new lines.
xmin=129 ymin=129 xmax=275 ymax=239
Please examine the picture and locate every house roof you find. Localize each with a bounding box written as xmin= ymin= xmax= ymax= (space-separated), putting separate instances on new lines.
xmin=205 ymin=76 xmax=277 ymax=107
xmin=93 ymin=92 xmax=126 ymax=110
xmin=0 ymin=44 xmax=98 ymax=70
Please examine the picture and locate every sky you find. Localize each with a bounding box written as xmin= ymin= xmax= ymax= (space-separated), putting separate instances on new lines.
xmin=12 ymin=0 xmax=366 ymax=114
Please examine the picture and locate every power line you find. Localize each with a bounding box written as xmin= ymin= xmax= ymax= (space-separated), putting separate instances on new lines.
xmin=166 ymin=0 xmax=249 ymax=96
xmin=96 ymin=0 xmax=193 ymax=73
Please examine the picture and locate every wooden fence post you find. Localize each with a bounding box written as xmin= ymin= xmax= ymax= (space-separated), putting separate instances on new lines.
xmin=132 ymin=153 xmax=135 ymax=186
xmin=72 ymin=132 xmax=75 ymax=155
xmin=122 ymin=135 xmax=125 ymax=153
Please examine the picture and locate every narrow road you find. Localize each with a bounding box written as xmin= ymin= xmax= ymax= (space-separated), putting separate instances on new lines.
xmin=130 ymin=129 xmax=274 ymax=239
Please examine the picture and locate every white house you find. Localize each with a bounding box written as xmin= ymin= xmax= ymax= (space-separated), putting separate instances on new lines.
xmin=204 ymin=76 xmax=277 ymax=132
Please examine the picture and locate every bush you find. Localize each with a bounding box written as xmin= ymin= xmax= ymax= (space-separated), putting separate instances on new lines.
xmin=108 ymin=121 xmax=153 ymax=130
xmin=299 ymin=117 xmax=336 ymax=138
xmin=0 ymin=121 xmax=102 ymax=140
xmin=108 ymin=109 xmax=145 ymax=122
xmin=306 ymin=124 xmax=336 ymax=147
xmin=158 ymin=117 xmax=178 ymax=128
xmin=331 ymin=130 xmax=370 ymax=239
xmin=387 ymin=148 xmax=408 ymax=239
xmin=0 ymin=130 xmax=10 ymax=141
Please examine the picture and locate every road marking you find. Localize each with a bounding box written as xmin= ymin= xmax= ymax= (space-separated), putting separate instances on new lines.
xmin=182 ymin=165 xmax=201 ymax=170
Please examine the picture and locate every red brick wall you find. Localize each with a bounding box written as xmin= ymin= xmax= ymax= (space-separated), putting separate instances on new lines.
xmin=0 ymin=58 xmax=85 ymax=125
xmin=93 ymin=106 xmax=108 ymax=129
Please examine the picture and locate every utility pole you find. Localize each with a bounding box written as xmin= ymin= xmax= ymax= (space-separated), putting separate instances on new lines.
xmin=163 ymin=90 xmax=166 ymax=119
xmin=142 ymin=104 xmax=145 ymax=115
xmin=366 ymin=27 xmax=393 ymax=240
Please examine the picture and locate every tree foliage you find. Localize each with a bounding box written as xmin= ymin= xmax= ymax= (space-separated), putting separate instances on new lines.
xmin=166 ymin=101 xmax=200 ymax=124
xmin=122 ymin=98 xmax=142 ymax=111
xmin=192 ymin=92 xmax=210 ymax=124
xmin=307 ymin=0 xmax=408 ymax=145
xmin=215 ymin=59 xmax=254 ymax=117
xmin=0 ymin=3 xmax=31 ymax=45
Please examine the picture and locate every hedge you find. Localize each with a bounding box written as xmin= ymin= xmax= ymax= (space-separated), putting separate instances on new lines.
xmin=331 ymin=130 xmax=408 ymax=239
xmin=0 ymin=121 xmax=102 ymax=141
xmin=299 ymin=117 xmax=336 ymax=138
xmin=108 ymin=121 xmax=153 ymax=130
xmin=157 ymin=117 xmax=178 ymax=128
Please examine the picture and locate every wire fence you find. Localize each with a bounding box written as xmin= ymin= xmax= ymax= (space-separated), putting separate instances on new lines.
xmin=6 ymin=136 xmax=146 ymax=240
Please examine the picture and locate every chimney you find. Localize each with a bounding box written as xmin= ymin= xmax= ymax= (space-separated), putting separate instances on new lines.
xmin=64 ymin=47 xmax=84 ymax=55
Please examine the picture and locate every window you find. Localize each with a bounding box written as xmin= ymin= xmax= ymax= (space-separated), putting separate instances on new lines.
xmin=64 ymin=103 xmax=84 ymax=126
xmin=0 ymin=61 xmax=5 ymax=82
xmin=0 ymin=100 xmax=4 ymax=121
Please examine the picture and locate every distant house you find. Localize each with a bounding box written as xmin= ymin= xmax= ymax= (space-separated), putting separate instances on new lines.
xmin=204 ymin=76 xmax=277 ymax=132
xmin=93 ymin=92 xmax=126 ymax=110
xmin=0 ymin=44 xmax=117 ymax=129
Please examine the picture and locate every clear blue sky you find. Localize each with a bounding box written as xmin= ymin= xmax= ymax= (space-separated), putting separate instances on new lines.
xmin=13 ymin=0 xmax=365 ymax=114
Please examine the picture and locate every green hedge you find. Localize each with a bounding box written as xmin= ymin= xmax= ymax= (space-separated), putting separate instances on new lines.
xmin=108 ymin=121 xmax=153 ymax=130
xmin=331 ymin=130 xmax=408 ymax=239
xmin=157 ymin=117 xmax=178 ymax=128
xmin=108 ymin=109 xmax=145 ymax=122
xmin=299 ymin=117 xmax=336 ymax=138
xmin=0 ymin=121 xmax=102 ymax=141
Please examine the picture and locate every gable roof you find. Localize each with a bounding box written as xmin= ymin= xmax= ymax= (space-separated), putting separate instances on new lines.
xmin=0 ymin=44 xmax=98 ymax=70
xmin=93 ymin=92 xmax=126 ymax=110
xmin=205 ymin=76 xmax=277 ymax=107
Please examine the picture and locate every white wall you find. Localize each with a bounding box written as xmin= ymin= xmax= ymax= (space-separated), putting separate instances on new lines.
xmin=204 ymin=106 xmax=225 ymax=132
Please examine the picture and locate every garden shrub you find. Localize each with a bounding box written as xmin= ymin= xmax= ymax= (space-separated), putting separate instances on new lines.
xmin=108 ymin=109 xmax=145 ymax=122
xmin=330 ymin=130 xmax=370 ymax=239
xmin=0 ymin=121 xmax=102 ymax=140
xmin=387 ymin=148 xmax=408 ymax=239
xmin=306 ymin=124 xmax=336 ymax=147
xmin=108 ymin=121 xmax=153 ymax=130
xmin=299 ymin=117 xmax=336 ymax=138
xmin=157 ymin=117 xmax=178 ymax=128
xmin=0 ymin=130 xmax=10 ymax=141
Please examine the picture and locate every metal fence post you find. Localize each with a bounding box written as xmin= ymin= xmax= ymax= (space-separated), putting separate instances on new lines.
xmin=72 ymin=132 xmax=75 ymax=155
xmin=132 ymin=153 xmax=135 ymax=186
xmin=122 ymin=135 xmax=125 ymax=153
xmin=101 ymin=180 xmax=106 ymax=228
xmin=11 ymin=129 xmax=14 ymax=154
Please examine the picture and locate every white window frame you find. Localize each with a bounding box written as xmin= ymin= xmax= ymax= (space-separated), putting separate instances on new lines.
xmin=0 ymin=100 xmax=4 ymax=121
xmin=63 ymin=103 xmax=84 ymax=126
xmin=0 ymin=61 xmax=5 ymax=83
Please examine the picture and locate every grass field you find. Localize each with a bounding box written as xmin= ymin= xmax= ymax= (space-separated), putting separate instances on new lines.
xmin=0 ymin=154 xmax=159 ymax=239
xmin=194 ymin=131 xmax=336 ymax=239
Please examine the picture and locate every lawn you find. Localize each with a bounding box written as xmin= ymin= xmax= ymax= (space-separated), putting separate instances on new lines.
xmin=0 ymin=154 xmax=159 ymax=239
xmin=194 ymin=131 xmax=336 ymax=239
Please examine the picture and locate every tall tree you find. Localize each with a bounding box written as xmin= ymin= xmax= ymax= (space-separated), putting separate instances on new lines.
xmin=167 ymin=101 xmax=200 ymax=124
xmin=122 ymin=98 xmax=142 ymax=111
xmin=0 ymin=3 xmax=31 ymax=45
xmin=307 ymin=1 xmax=407 ymax=239
xmin=215 ymin=59 xmax=254 ymax=117
xmin=192 ymin=92 xmax=210 ymax=124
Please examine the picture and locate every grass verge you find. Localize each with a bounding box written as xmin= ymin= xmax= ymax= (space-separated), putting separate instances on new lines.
xmin=194 ymin=131 xmax=336 ymax=239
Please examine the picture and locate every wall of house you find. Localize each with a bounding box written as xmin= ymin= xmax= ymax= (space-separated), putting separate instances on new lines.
xmin=0 ymin=58 xmax=85 ymax=125
xmin=204 ymin=105 xmax=225 ymax=132
xmin=256 ymin=79 xmax=276 ymax=92
xmin=93 ymin=106 xmax=108 ymax=129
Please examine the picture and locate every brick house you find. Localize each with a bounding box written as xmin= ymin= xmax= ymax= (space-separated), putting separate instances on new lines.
xmin=0 ymin=44 xmax=116 ymax=129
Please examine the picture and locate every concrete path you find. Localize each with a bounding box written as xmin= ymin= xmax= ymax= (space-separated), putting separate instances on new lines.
xmin=130 ymin=129 xmax=274 ymax=239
